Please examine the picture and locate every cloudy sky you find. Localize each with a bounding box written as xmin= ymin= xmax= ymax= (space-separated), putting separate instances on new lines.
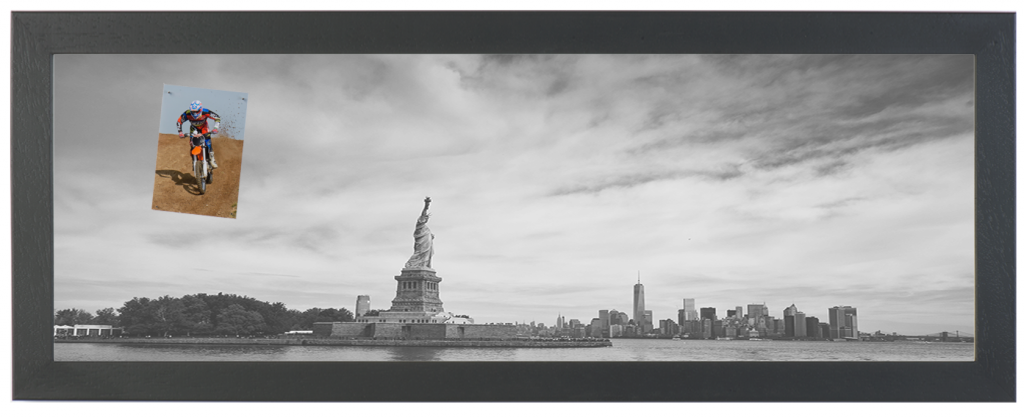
xmin=53 ymin=54 xmax=974 ymax=335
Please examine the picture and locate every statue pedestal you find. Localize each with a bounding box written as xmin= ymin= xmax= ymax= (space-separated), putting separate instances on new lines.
xmin=388 ymin=268 xmax=444 ymax=314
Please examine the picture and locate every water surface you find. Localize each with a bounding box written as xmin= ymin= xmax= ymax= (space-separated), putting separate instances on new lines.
xmin=55 ymin=339 xmax=974 ymax=362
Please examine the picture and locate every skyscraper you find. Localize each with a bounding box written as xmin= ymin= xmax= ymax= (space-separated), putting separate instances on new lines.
xmin=355 ymin=295 xmax=370 ymax=317
xmin=599 ymin=309 xmax=610 ymax=338
xmin=783 ymin=304 xmax=798 ymax=337
xmin=747 ymin=303 xmax=768 ymax=320
xmin=683 ymin=298 xmax=697 ymax=321
xmin=794 ymin=311 xmax=807 ymax=338
xmin=608 ymin=309 xmax=628 ymax=326
xmin=589 ymin=318 xmax=603 ymax=338
xmin=805 ymin=316 xmax=820 ymax=339
xmin=659 ymin=319 xmax=679 ymax=336
xmin=700 ymin=307 xmax=717 ymax=339
xmin=783 ymin=304 xmax=798 ymax=317
xmin=633 ymin=277 xmax=645 ymax=331
xmin=608 ymin=309 xmax=619 ymax=323
xmin=829 ymin=306 xmax=859 ymax=340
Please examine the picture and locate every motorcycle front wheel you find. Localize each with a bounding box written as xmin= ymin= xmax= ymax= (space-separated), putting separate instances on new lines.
xmin=194 ymin=157 xmax=206 ymax=195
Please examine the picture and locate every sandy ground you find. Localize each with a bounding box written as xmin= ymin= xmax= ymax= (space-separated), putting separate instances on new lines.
xmin=151 ymin=133 xmax=244 ymax=218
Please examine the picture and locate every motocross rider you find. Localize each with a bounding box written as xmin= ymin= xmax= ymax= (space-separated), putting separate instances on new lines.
xmin=177 ymin=100 xmax=221 ymax=169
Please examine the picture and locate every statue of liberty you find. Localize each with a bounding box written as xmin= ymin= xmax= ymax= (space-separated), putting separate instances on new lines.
xmin=404 ymin=197 xmax=434 ymax=269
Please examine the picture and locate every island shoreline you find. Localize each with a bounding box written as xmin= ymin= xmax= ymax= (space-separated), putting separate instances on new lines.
xmin=54 ymin=337 xmax=612 ymax=348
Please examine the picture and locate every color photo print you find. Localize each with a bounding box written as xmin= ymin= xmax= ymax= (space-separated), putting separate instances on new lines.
xmin=152 ymin=84 xmax=248 ymax=218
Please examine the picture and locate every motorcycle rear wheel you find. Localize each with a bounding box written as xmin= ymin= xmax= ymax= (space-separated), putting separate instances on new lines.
xmin=204 ymin=148 xmax=213 ymax=184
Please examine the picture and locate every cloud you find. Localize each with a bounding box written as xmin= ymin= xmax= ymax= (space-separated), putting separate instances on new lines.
xmin=549 ymin=162 xmax=749 ymax=196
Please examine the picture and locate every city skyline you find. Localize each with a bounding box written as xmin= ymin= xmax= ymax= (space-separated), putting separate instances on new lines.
xmin=53 ymin=54 xmax=974 ymax=336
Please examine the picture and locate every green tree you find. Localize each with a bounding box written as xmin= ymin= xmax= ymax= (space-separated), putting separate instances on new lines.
xmin=118 ymin=297 xmax=155 ymax=335
xmin=54 ymin=308 xmax=94 ymax=326
xmin=112 ymin=293 xmax=354 ymax=336
xmin=148 ymin=295 xmax=187 ymax=337
xmin=54 ymin=308 xmax=74 ymax=326
xmin=294 ymin=308 xmax=321 ymax=330
xmin=254 ymin=301 xmax=293 ymax=334
xmin=177 ymin=295 xmax=212 ymax=335
xmin=283 ymin=308 xmax=303 ymax=330
xmin=316 ymin=308 xmax=354 ymax=323
xmin=91 ymin=307 xmax=119 ymax=326
xmin=215 ymin=304 xmax=266 ymax=335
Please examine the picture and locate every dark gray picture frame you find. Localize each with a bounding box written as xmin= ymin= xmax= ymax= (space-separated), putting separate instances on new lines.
xmin=12 ymin=12 xmax=1015 ymax=401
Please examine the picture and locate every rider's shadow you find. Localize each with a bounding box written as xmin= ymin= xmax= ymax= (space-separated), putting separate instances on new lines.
xmin=155 ymin=170 xmax=202 ymax=195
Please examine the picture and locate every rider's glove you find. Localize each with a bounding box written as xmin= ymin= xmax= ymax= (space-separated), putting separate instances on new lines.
xmin=212 ymin=129 xmax=219 ymax=134
xmin=178 ymin=132 xmax=185 ymax=138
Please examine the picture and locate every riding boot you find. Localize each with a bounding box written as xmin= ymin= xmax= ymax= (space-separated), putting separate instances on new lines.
xmin=210 ymin=151 xmax=219 ymax=169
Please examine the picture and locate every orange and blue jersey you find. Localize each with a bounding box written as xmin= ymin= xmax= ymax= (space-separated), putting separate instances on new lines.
xmin=176 ymin=108 xmax=221 ymax=134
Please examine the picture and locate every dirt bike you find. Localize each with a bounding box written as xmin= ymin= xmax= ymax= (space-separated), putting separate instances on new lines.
xmin=189 ymin=131 xmax=213 ymax=194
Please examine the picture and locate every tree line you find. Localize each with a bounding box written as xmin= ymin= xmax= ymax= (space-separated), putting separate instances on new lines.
xmin=56 ymin=293 xmax=353 ymax=337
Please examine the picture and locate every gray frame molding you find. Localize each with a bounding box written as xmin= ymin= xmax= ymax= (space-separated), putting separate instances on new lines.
xmin=11 ymin=12 xmax=1014 ymax=401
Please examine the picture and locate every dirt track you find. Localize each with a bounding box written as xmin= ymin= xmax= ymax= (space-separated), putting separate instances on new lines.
xmin=151 ymin=133 xmax=244 ymax=218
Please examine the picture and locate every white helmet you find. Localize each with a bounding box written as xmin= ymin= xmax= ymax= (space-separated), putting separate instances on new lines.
xmin=189 ymin=100 xmax=203 ymax=116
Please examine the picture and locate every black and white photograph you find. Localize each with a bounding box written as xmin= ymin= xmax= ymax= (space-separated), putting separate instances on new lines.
xmin=53 ymin=54 xmax=976 ymax=362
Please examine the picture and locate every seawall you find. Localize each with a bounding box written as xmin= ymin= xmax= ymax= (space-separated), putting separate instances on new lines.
xmin=55 ymin=337 xmax=612 ymax=348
